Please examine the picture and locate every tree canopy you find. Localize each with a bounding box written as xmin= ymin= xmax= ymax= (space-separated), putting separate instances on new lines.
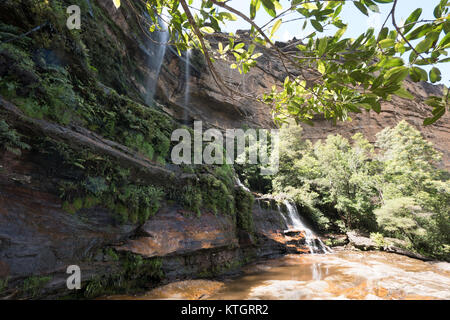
xmin=114 ymin=0 xmax=449 ymax=125
xmin=271 ymin=120 xmax=449 ymax=259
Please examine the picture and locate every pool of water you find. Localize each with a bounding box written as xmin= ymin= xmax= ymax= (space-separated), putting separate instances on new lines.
xmin=104 ymin=251 xmax=450 ymax=300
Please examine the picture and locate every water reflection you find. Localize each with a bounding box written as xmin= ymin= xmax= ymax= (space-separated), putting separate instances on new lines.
xmin=107 ymin=251 xmax=450 ymax=300
xmin=208 ymin=252 xmax=450 ymax=300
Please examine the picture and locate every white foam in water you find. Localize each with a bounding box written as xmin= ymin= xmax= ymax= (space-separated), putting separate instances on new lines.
xmin=283 ymin=200 xmax=332 ymax=254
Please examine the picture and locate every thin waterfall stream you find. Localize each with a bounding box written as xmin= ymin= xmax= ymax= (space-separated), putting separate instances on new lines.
xmin=145 ymin=18 xmax=169 ymax=105
xmin=236 ymin=177 xmax=250 ymax=192
xmin=183 ymin=49 xmax=191 ymax=123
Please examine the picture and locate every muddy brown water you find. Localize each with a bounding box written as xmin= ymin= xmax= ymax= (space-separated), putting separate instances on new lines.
xmin=104 ymin=251 xmax=450 ymax=300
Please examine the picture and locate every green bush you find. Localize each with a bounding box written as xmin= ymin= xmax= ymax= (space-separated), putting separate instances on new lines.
xmin=370 ymin=232 xmax=387 ymax=248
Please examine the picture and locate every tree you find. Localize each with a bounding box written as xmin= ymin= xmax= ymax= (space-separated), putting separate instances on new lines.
xmin=375 ymin=120 xmax=442 ymax=199
xmin=273 ymin=122 xmax=378 ymax=231
xmin=375 ymin=197 xmax=425 ymax=240
xmin=374 ymin=121 xmax=449 ymax=259
xmin=114 ymin=0 xmax=449 ymax=125
xmin=274 ymin=120 xmax=449 ymax=258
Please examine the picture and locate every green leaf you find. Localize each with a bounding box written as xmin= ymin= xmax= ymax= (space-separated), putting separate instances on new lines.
xmin=439 ymin=57 xmax=450 ymax=63
xmin=415 ymin=38 xmax=433 ymax=53
xmin=385 ymin=66 xmax=409 ymax=84
xmin=379 ymin=57 xmax=404 ymax=68
xmin=377 ymin=27 xmax=389 ymax=41
xmin=302 ymin=3 xmax=318 ymax=10
xmin=350 ymin=70 xmax=366 ymax=82
xmin=219 ymin=12 xmax=237 ymax=21
xmin=371 ymin=100 xmax=381 ymax=113
xmin=409 ymin=67 xmax=428 ymax=82
xmin=434 ymin=2 xmax=444 ymax=18
xmin=424 ymin=107 xmax=445 ymax=125
xmin=311 ymin=20 xmax=323 ymax=32
xmin=379 ymin=38 xmax=395 ymax=49
xmin=429 ymin=67 xmax=442 ymax=83
xmin=200 ymin=26 xmax=215 ymax=34
xmin=271 ymin=19 xmax=282 ymax=37
xmin=406 ymin=24 xmax=432 ymax=41
xmin=261 ymin=0 xmax=277 ymax=17
xmin=317 ymin=60 xmax=326 ymax=74
xmin=404 ymin=8 xmax=422 ymax=34
xmin=335 ymin=25 xmax=347 ymax=40
xmin=439 ymin=32 xmax=450 ymax=48
xmin=318 ymin=38 xmax=327 ymax=56
xmin=394 ymin=87 xmax=414 ymax=99
xmin=250 ymin=0 xmax=261 ymax=20
xmin=353 ymin=1 xmax=368 ymax=16
xmin=234 ymin=42 xmax=245 ymax=50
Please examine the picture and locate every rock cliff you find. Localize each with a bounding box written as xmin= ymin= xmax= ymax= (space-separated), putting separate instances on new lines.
xmin=76 ymin=1 xmax=450 ymax=167
xmin=0 ymin=0 xmax=448 ymax=299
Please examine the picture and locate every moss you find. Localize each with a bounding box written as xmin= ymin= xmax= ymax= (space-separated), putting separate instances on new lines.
xmin=235 ymin=189 xmax=255 ymax=234
xmin=83 ymin=196 xmax=101 ymax=208
xmin=72 ymin=198 xmax=84 ymax=211
xmin=34 ymin=137 xmax=164 ymax=223
xmin=0 ymin=0 xmax=178 ymax=164
xmin=180 ymin=184 xmax=203 ymax=215
xmin=199 ymin=174 xmax=235 ymax=215
xmin=21 ymin=276 xmax=52 ymax=299
xmin=62 ymin=201 xmax=76 ymax=215
xmin=105 ymin=248 xmax=119 ymax=262
xmin=198 ymin=257 xmax=245 ymax=278
xmin=0 ymin=277 xmax=8 ymax=296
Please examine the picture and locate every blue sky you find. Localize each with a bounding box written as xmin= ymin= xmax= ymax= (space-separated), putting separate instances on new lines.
xmin=205 ymin=0 xmax=449 ymax=85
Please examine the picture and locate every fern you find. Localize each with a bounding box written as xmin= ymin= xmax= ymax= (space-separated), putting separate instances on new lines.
xmin=0 ymin=120 xmax=30 ymax=155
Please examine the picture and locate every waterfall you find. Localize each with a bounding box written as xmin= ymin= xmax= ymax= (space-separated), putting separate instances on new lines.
xmin=183 ymin=49 xmax=191 ymax=123
xmin=277 ymin=203 xmax=289 ymax=226
xmin=236 ymin=177 xmax=250 ymax=192
xmin=145 ymin=18 xmax=169 ymax=105
xmin=283 ymin=200 xmax=332 ymax=254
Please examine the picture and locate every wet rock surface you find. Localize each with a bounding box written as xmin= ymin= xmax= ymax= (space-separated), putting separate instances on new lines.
xmin=0 ymin=148 xmax=303 ymax=298
xmin=115 ymin=208 xmax=239 ymax=258
xmin=0 ymin=163 xmax=136 ymax=279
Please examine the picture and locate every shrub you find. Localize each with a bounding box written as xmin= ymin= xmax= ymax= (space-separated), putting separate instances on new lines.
xmin=370 ymin=232 xmax=386 ymax=248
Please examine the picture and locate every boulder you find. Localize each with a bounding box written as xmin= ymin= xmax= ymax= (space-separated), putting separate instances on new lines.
xmin=347 ymin=231 xmax=377 ymax=251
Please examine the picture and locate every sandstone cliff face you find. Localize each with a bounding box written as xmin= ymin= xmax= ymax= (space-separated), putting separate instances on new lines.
xmin=162 ymin=45 xmax=449 ymax=168
xmin=93 ymin=1 xmax=449 ymax=167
